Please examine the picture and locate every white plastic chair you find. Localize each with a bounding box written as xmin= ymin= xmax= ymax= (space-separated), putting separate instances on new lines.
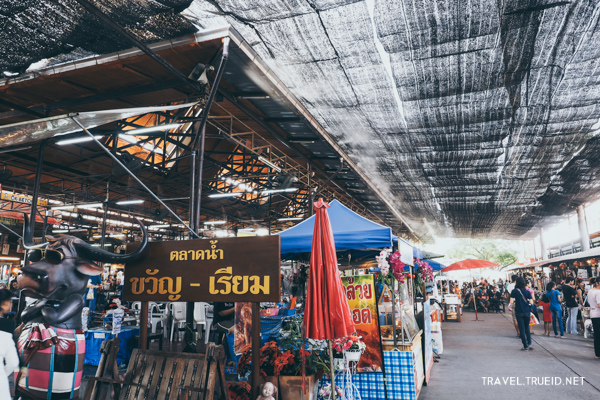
xmin=204 ymin=304 xmax=214 ymax=344
xmin=149 ymin=302 xmax=167 ymax=336
xmin=169 ymin=302 xmax=187 ymax=341
xmin=131 ymin=302 xmax=141 ymax=326
xmin=193 ymin=302 xmax=211 ymax=342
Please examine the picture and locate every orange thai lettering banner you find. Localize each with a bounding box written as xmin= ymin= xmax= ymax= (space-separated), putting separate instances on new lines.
xmin=124 ymin=236 xmax=280 ymax=302
xmin=341 ymin=275 xmax=383 ymax=372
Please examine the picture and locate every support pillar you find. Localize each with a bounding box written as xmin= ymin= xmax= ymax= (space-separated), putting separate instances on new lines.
xmin=577 ymin=205 xmax=590 ymax=252
xmin=540 ymin=227 xmax=547 ymax=260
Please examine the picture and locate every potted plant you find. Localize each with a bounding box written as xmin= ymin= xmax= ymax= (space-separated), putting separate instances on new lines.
xmin=228 ymin=382 xmax=251 ymax=400
xmin=237 ymin=341 xmax=280 ymax=388
xmin=332 ymin=335 xmax=366 ymax=363
xmin=275 ymin=316 xmax=329 ymax=400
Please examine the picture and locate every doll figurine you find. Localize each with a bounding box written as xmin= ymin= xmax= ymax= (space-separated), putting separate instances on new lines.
xmin=256 ymin=382 xmax=277 ymax=400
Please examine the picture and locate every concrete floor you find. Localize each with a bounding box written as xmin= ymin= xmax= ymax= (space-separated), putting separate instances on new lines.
xmin=420 ymin=310 xmax=600 ymax=400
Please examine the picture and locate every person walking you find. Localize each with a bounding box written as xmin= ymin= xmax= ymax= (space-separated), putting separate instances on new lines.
xmin=540 ymin=293 xmax=552 ymax=336
xmin=563 ymin=277 xmax=579 ymax=334
xmin=510 ymin=277 xmax=534 ymax=351
xmin=547 ymin=282 xmax=565 ymax=338
xmin=0 ymin=328 xmax=19 ymax=399
xmin=587 ymin=277 xmax=600 ymax=359
xmin=507 ymin=275 xmax=520 ymax=337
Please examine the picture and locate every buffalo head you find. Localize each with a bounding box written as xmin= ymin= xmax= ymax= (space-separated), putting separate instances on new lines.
xmin=18 ymin=217 xmax=148 ymax=300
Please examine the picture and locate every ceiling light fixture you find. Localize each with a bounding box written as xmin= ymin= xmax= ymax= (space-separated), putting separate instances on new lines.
xmin=149 ymin=224 xmax=170 ymax=229
xmin=0 ymin=146 xmax=33 ymax=154
xmin=204 ymin=220 xmax=227 ymax=225
xmin=57 ymin=136 xmax=104 ymax=146
xmin=277 ymin=217 xmax=303 ymax=221
xmin=262 ymin=188 xmax=298 ymax=195
xmin=118 ymin=135 xmax=165 ymax=155
xmin=119 ymin=123 xmax=183 ymax=136
xmin=258 ymin=156 xmax=282 ymax=172
xmin=0 ymin=256 xmax=21 ymax=261
xmin=52 ymin=229 xmax=87 ymax=233
xmin=50 ymin=203 xmax=103 ymax=210
xmin=208 ymin=192 xmax=243 ymax=198
xmin=115 ymin=199 xmax=144 ymax=205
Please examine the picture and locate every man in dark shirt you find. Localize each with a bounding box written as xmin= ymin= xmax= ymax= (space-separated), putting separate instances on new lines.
xmin=488 ymin=286 xmax=502 ymax=313
xmin=563 ymin=277 xmax=579 ymax=334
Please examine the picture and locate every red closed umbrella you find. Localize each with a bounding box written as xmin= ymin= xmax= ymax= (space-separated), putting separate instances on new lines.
xmin=304 ymin=199 xmax=355 ymax=339
xmin=442 ymin=259 xmax=500 ymax=272
xmin=304 ymin=199 xmax=355 ymax=400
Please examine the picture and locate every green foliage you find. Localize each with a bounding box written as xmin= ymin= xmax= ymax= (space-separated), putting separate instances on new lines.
xmin=448 ymin=239 xmax=518 ymax=269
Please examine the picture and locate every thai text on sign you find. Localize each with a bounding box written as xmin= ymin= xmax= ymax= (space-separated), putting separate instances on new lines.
xmin=341 ymin=275 xmax=384 ymax=373
xmin=123 ymin=236 xmax=280 ymax=302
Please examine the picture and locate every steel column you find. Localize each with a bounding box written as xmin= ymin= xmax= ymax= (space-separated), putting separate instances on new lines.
xmin=29 ymin=141 xmax=45 ymax=232
xmin=577 ymin=205 xmax=590 ymax=252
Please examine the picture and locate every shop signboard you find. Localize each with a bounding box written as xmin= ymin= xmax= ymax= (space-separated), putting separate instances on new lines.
xmin=123 ymin=236 xmax=280 ymax=302
xmin=0 ymin=191 xmax=48 ymax=206
xmin=341 ymin=274 xmax=384 ymax=372
xmin=398 ymin=239 xmax=414 ymax=266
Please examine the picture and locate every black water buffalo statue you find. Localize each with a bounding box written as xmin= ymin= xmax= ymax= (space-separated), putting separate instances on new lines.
xmin=15 ymin=216 xmax=148 ymax=400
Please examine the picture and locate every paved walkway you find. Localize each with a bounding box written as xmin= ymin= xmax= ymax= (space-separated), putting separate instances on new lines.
xmin=420 ymin=310 xmax=600 ymax=400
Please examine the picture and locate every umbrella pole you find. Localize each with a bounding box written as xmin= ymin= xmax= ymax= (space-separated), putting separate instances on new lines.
xmin=329 ymin=340 xmax=336 ymax=400
xmin=473 ymin=285 xmax=482 ymax=322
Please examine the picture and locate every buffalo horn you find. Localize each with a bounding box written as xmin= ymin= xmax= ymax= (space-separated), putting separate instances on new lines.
xmin=73 ymin=218 xmax=149 ymax=263
xmin=21 ymin=212 xmax=48 ymax=249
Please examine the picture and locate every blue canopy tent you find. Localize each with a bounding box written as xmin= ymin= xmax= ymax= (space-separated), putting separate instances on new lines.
xmin=276 ymin=200 xmax=393 ymax=257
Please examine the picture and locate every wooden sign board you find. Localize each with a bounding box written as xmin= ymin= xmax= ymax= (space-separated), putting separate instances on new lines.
xmin=123 ymin=236 xmax=281 ymax=302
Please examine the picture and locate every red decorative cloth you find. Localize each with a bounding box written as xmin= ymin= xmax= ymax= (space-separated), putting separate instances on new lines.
xmin=17 ymin=323 xmax=85 ymax=400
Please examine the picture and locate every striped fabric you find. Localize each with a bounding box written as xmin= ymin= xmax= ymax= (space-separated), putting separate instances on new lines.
xmin=17 ymin=323 xmax=85 ymax=400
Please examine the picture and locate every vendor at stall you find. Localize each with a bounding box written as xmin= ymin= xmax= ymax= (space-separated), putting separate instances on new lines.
xmin=213 ymin=301 xmax=235 ymax=334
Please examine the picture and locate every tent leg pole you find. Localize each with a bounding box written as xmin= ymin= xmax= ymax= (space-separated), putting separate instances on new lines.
xmin=329 ymin=340 xmax=336 ymax=400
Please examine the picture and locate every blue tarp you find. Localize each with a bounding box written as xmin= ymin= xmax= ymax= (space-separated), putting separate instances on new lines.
xmin=277 ymin=200 xmax=393 ymax=257
xmin=404 ymin=259 xmax=445 ymax=271
xmin=424 ymin=259 xmax=446 ymax=271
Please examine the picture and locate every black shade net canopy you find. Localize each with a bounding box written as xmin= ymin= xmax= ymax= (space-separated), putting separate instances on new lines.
xmin=3 ymin=0 xmax=600 ymax=242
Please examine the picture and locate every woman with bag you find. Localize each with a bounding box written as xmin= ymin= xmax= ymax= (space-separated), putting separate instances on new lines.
xmin=510 ymin=277 xmax=534 ymax=351
xmin=588 ymin=277 xmax=600 ymax=359
xmin=547 ymin=281 xmax=566 ymax=338
xmin=526 ymin=280 xmax=539 ymax=334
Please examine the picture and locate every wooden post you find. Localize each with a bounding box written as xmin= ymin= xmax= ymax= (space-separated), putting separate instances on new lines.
xmin=251 ymin=302 xmax=261 ymax=400
xmin=140 ymin=301 xmax=148 ymax=350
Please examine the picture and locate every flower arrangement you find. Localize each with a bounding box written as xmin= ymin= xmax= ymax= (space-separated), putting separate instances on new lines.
xmin=237 ymin=340 xmax=281 ymax=379
xmin=375 ymin=249 xmax=406 ymax=285
xmin=331 ymin=335 xmax=366 ymax=355
xmin=237 ymin=316 xmax=329 ymax=378
xmin=415 ymin=259 xmax=434 ymax=283
xmin=318 ymin=383 xmax=343 ymax=399
xmin=228 ymin=382 xmax=250 ymax=400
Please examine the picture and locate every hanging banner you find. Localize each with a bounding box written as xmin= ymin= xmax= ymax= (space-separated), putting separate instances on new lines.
xmin=234 ymin=302 xmax=252 ymax=354
xmin=341 ymin=275 xmax=383 ymax=372
xmin=124 ymin=236 xmax=280 ymax=302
